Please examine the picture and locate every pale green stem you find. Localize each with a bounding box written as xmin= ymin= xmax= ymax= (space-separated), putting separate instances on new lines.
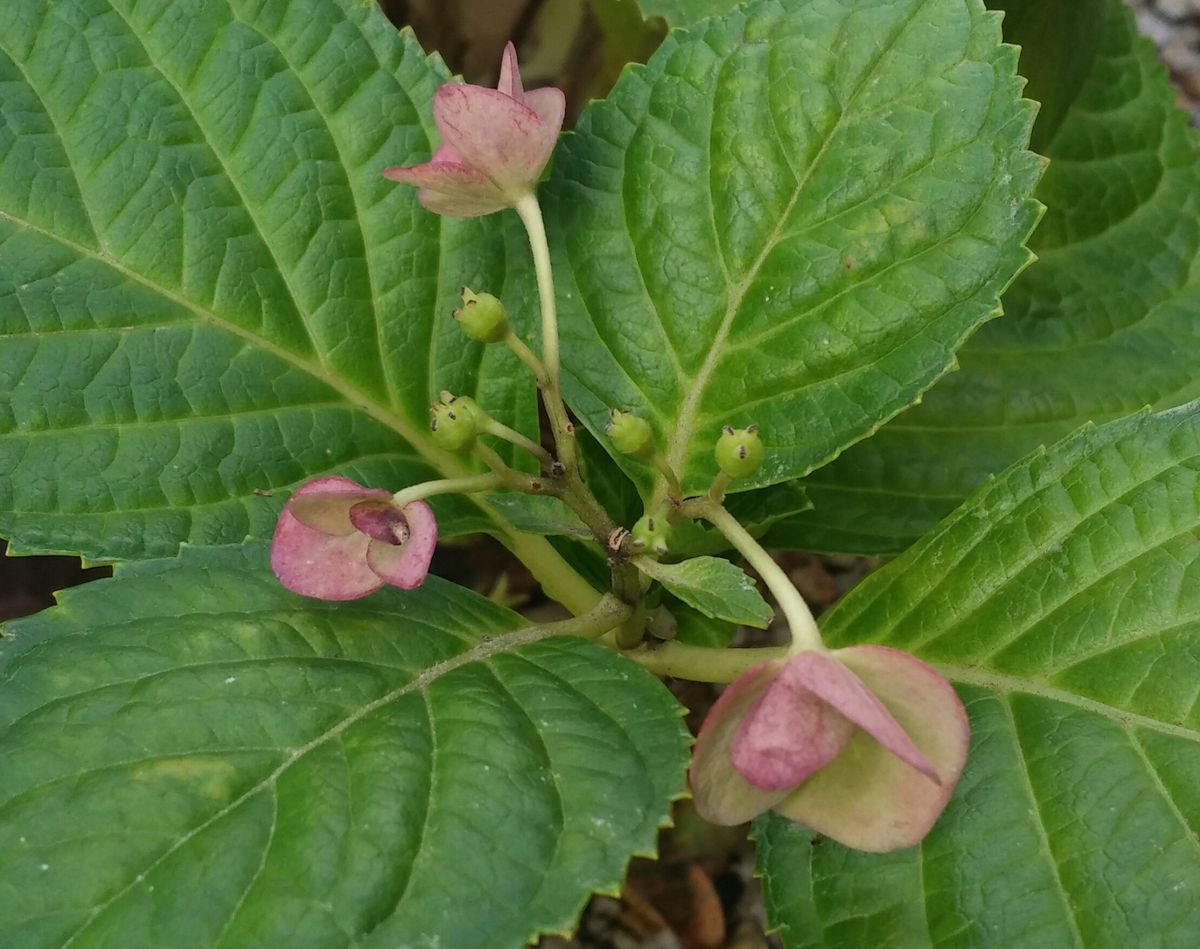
xmin=392 ymin=471 xmax=601 ymax=615
xmin=430 ymin=450 xmax=599 ymax=614
xmin=506 ymin=533 xmax=602 ymax=615
xmin=392 ymin=473 xmax=503 ymax=509
xmin=473 ymin=441 xmax=542 ymax=491
xmin=514 ymin=192 xmax=560 ymax=388
xmin=524 ymin=593 xmax=632 ymax=640
xmin=688 ymin=501 xmax=823 ymax=652
xmin=626 ymin=640 xmax=788 ymax=682
xmin=514 ymin=191 xmax=577 ymax=470
xmin=480 ymin=417 xmax=553 ymax=468
xmin=503 ymin=329 xmax=547 ymax=385
xmin=651 ymin=454 xmax=682 ymax=500
xmin=508 ymin=194 xmax=644 ymax=616
xmin=707 ymin=470 xmax=733 ymax=503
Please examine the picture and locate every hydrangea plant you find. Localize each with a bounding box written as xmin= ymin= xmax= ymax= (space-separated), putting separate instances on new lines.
xmin=1 ymin=0 xmax=1198 ymax=945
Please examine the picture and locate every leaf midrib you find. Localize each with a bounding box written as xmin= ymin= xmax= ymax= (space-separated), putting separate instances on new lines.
xmin=0 ymin=205 xmax=583 ymax=576
xmin=660 ymin=0 xmax=942 ymax=487
xmin=0 ymin=207 xmax=432 ymax=459
xmin=938 ymin=663 xmax=1200 ymax=743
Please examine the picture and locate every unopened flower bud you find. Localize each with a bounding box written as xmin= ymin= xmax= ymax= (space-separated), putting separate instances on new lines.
xmin=646 ymin=606 xmax=679 ymax=641
xmin=382 ymin=43 xmax=565 ymax=218
xmin=430 ymin=392 xmax=479 ymax=452
xmin=454 ymin=288 xmax=508 ymax=343
xmin=607 ymin=409 xmax=654 ymax=459
xmin=631 ymin=514 xmax=671 ymax=557
xmin=715 ymin=424 xmax=764 ymax=479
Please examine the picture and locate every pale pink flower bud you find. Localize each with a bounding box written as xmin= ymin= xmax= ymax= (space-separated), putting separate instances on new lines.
xmin=383 ymin=42 xmax=565 ymax=217
xmin=690 ymin=646 xmax=969 ymax=853
xmin=270 ymin=476 xmax=437 ymax=600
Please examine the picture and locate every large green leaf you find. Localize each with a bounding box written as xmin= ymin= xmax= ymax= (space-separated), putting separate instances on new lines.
xmin=776 ymin=0 xmax=1200 ymax=554
xmin=549 ymin=0 xmax=1041 ymax=496
xmin=0 ymin=0 xmax=547 ymax=561
xmin=755 ymin=402 xmax=1200 ymax=946
xmin=0 ymin=547 xmax=689 ymax=947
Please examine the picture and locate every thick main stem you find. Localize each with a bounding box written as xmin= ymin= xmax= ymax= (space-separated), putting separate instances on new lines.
xmin=507 ymin=534 xmax=601 ymax=614
xmin=512 ymin=190 xmax=645 ymax=624
xmin=685 ymin=500 xmax=823 ymax=652
xmin=627 ymin=641 xmax=788 ymax=682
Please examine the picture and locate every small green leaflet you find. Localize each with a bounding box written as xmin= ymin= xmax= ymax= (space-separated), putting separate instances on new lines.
xmin=550 ymin=0 xmax=1041 ymax=495
xmin=0 ymin=547 xmax=690 ymax=948
xmin=756 ymin=402 xmax=1200 ymax=946
xmin=639 ymin=555 xmax=773 ymax=628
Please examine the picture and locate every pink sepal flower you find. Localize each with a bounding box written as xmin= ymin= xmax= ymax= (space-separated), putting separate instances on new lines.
xmin=690 ymin=646 xmax=969 ymax=853
xmin=382 ymin=42 xmax=565 ymax=217
xmin=270 ymin=476 xmax=437 ymax=601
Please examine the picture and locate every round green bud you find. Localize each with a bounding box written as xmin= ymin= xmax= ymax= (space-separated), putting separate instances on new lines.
xmin=430 ymin=393 xmax=479 ymax=452
xmin=646 ymin=606 xmax=678 ymax=641
xmin=454 ymin=288 xmax=508 ymax=344
xmin=606 ymin=409 xmax=654 ymax=459
xmin=715 ymin=424 xmax=764 ymax=479
xmin=631 ymin=514 xmax=671 ymax=557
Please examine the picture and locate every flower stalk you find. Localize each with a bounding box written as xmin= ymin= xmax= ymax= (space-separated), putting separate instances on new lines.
xmin=681 ymin=498 xmax=822 ymax=652
xmin=391 ymin=473 xmax=505 ymax=509
xmin=514 ymin=192 xmax=578 ymax=473
xmin=478 ymin=416 xmax=554 ymax=468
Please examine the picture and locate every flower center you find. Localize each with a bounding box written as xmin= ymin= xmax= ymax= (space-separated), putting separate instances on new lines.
xmin=349 ymin=501 xmax=410 ymax=545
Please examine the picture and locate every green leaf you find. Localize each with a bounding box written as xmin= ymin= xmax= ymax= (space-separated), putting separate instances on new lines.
xmin=0 ymin=551 xmax=689 ymax=947
xmin=778 ymin=0 xmax=1200 ymax=554
xmin=670 ymin=598 xmax=738 ymax=647
xmin=549 ymin=0 xmax=1042 ymax=496
xmin=756 ymin=402 xmax=1200 ymax=946
xmin=638 ymin=555 xmax=772 ymax=628
xmin=0 ymin=0 xmax=543 ymax=560
xmin=727 ymin=482 xmax=812 ymax=533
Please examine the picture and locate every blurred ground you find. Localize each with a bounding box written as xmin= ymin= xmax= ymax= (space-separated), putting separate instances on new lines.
xmin=1130 ymin=0 xmax=1200 ymax=122
xmin=2 ymin=1 xmax=1199 ymax=946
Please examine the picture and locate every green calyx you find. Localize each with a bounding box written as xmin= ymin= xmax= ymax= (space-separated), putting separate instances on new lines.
xmin=631 ymin=514 xmax=671 ymax=557
xmin=454 ymin=288 xmax=509 ymax=343
xmin=714 ymin=424 xmax=764 ymax=479
xmin=606 ymin=409 xmax=654 ymax=458
xmin=430 ymin=391 xmax=481 ymax=452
